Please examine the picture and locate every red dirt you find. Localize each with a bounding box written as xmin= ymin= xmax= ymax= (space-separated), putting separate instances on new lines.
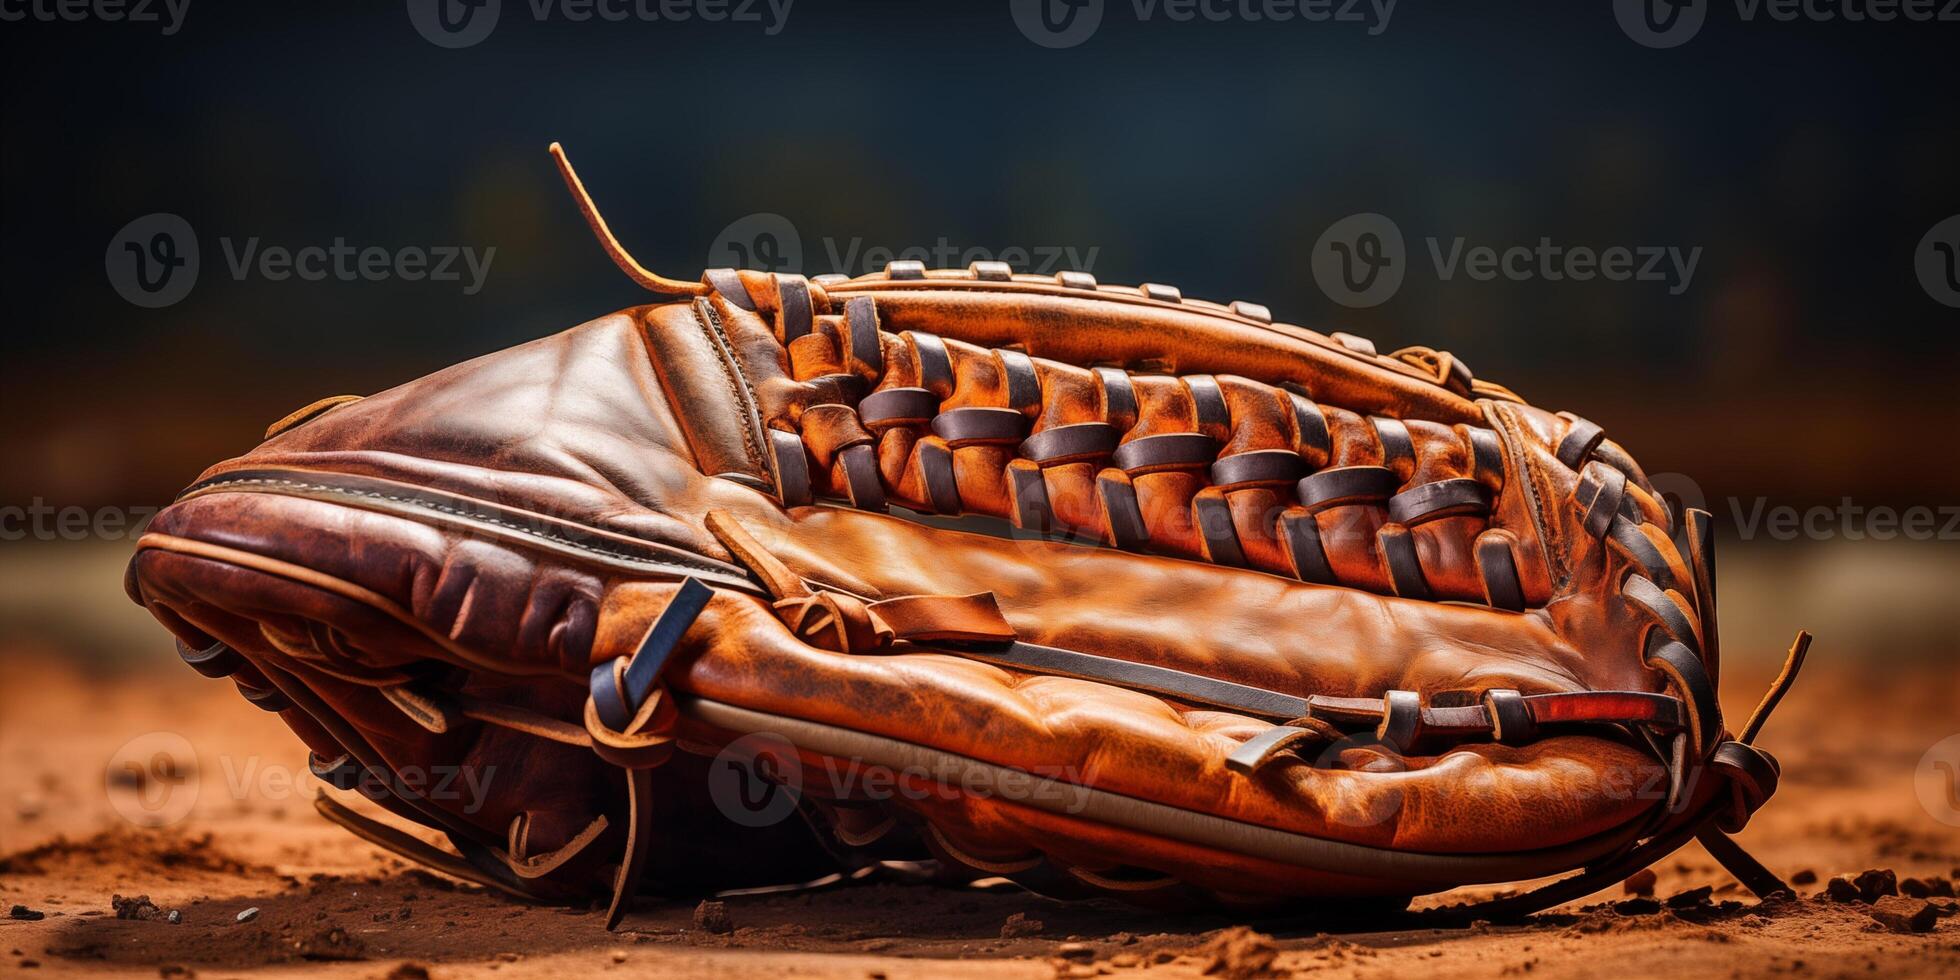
xmin=4 ymin=648 xmax=1959 ymax=978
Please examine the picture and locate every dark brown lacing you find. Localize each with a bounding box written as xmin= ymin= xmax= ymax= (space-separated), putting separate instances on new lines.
xmin=761 ymin=286 xmax=1534 ymax=610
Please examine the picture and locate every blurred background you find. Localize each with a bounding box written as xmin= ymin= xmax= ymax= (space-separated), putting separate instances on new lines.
xmin=1 ymin=9 xmax=1958 ymax=974
xmin=1 ymin=1 xmax=1956 ymax=733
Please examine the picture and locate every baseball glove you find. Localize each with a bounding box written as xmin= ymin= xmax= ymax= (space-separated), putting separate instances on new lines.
xmin=127 ymin=144 xmax=1812 ymax=928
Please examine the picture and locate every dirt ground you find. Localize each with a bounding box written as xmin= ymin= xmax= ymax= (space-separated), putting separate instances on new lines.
xmin=3 ymin=576 xmax=1960 ymax=978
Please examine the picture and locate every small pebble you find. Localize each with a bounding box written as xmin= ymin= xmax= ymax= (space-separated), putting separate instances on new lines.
xmin=235 ymin=907 xmax=260 ymax=924
xmin=1852 ymin=869 xmax=1899 ymax=902
xmin=1623 ymin=868 xmax=1657 ymax=897
xmin=1869 ymin=896 xmax=1938 ymax=934
xmin=1000 ymin=911 xmax=1044 ymax=939
xmin=691 ymin=900 xmax=733 ymax=935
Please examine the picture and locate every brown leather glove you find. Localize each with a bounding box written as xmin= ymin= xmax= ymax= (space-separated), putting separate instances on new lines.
xmin=127 ymin=147 xmax=1811 ymax=928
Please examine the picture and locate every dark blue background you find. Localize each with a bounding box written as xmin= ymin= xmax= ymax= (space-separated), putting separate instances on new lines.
xmin=3 ymin=0 xmax=1955 ymax=507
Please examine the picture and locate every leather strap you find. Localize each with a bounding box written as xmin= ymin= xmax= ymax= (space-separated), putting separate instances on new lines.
xmin=1111 ymin=433 xmax=1217 ymax=475
xmin=1684 ymin=508 xmax=1722 ymax=687
xmin=1556 ymin=414 xmax=1606 ymax=469
xmin=932 ymin=407 xmax=1029 ymax=447
xmin=909 ymin=332 xmax=955 ymax=397
xmin=1575 ymin=461 xmax=1628 ymax=539
xmin=1009 ymin=462 xmax=1052 ymax=533
xmin=1297 ymin=465 xmax=1397 ymax=512
xmin=1096 ymin=472 xmax=1149 ymax=550
xmin=918 ymin=440 xmax=962 ymax=514
xmin=1184 ymin=375 xmax=1230 ymax=437
xmin=1372 ymin=417 xmax=1414 ymax=475
xmin=1388 ymin=478 xmax=1487 ymax=525
xmin=1474 ymin=531 xmax=1526 ymax=612
xmin=1288 ymin=393 xmax=1331 ymax=465
xmin=839 ymin=444 xmax=886 ymax=511
xmin=1645 ymin=639 xmax=1720 ymax=755
xmin=1193 ymin=492 xmax=1247 ymax=568
xmin=589 ymin=578 xmax=713 ymax=732
xmin=1607 ymin=516 xmax=1674 ymax=589
xmin=1378 ymin=525 xmax=1433 ymax=600
xmin=997 ymin=349 xmax=1041 ymax=412
xmin=704 ymin=268 xmax=753 ymax=309
xmin=1279 ymin=511 xmax=1336 ymax=584
xmin=1210 ymin=449 xmax=1307 ymax=489
xmin=1625 ymin=575 xmax=1699 ymax=653
xmin=1021 ymin=422 xmax=1121 ymax=466
xmin=768 ymin=429 xmax=812 ymax=507
xmin=1093 ymin=367 xmax=1138 ymax=430
xmin=858 ymin=387 xmax=939 ymax=428
xmin=1482 ymin=689 xmax=1536 ymax=743
xmin=1461 ymin=424 xmax=1505 ymax=490
xmin=775 ymin=275 xmax=814 ymax=341
xmin=947 ymin=636 xmax=1688 ymax=735
xmin=177 ymin=637 xmax=244 ymax=679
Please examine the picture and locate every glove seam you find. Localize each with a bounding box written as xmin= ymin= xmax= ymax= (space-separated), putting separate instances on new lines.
xmin=686 ymin=298 xmax=771 ymax=482
xmin=1484 ymin=400 xmax=1568 ymax=592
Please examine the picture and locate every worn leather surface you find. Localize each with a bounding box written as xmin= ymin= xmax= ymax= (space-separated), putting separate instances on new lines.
xmin=129 ymin=266 xmax=1713 ymax=903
